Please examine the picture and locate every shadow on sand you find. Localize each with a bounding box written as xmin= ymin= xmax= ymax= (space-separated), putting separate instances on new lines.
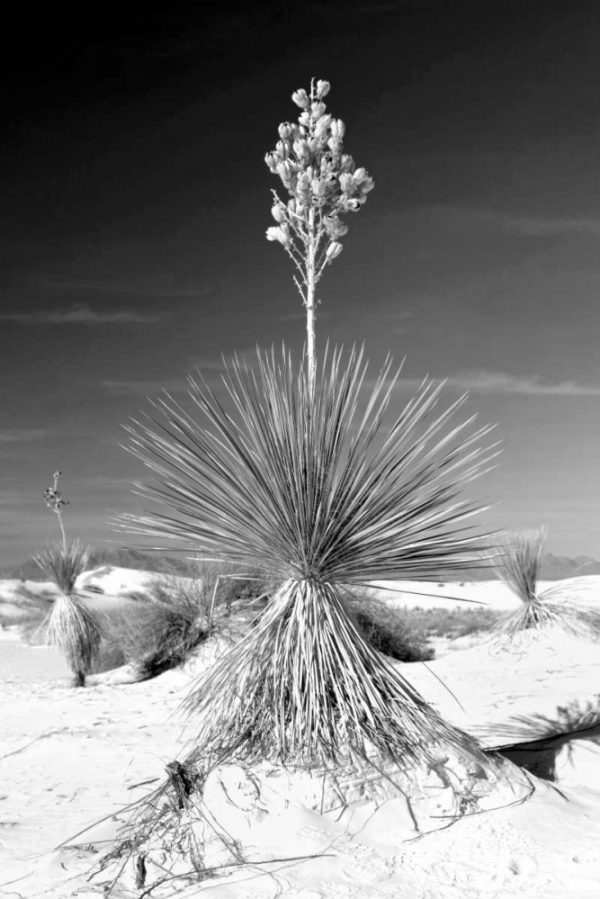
xmin=483 ymin=698 xmax=600 ymax=781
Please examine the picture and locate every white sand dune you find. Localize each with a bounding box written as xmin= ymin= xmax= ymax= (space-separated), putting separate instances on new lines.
xmin=1 ymin=572 xmax=600 ymax=897
xmin=371 ymin=575 xmax=600 ymax=611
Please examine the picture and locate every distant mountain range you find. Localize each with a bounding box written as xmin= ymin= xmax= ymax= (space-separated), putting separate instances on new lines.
xmin=3 ymin=548 xmax=600 ymax=582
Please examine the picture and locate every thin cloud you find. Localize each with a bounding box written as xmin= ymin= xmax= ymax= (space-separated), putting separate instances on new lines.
xmin=0 ymin=304 xmax=164 ymax=325
xmin=504 ymin=216 xmax=600 ymax=239
xmin=100 ymin=377 xmax=189 ymax=396
xmin=102 ymin=348 xmax=286 ymax=396
xmin=37 ymin=275 xmax=218 ymax=299
xmin=0 ymin=429 xmax=51 ymax=443
xmin=444 ymin=371 xmax=600 ymax=397
xmin=378 ymin=370 xmax=600 ymax=397
xmin=426 ymin=205 xmax=600 ymax=239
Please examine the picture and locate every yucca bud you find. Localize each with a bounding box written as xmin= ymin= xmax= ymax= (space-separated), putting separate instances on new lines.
xmin=276 ymin=161 xmax=295 ymax=181
xmin=293 ymin=139 xmax=310 ymax=164
xmin=339 ymin=173 xmax=354 ymax=194
xmin=275 ymin=139 xmax=289 ymax=159
xmin=296 ymin=172 xmax=311 ymax=193
xmin=271 ymin=203 xmax=286 ymax=223
xmin=340 ymin=154 xmax=355 ymax=172
xmin=311 ymin=101 xmax=327 ymax=120
xmin=266 ymin=226 xmax=281 ymax=241
xmin=292 ymin=88 xmax=309 ymax=108
xmin=266 ymin=225 xmax=290 ymax=246
xmin=314 ymin=113 xmax=332 ymax=138
xmin=330 ymin=119 xmax=345 ymax=140
xmin=264 ymin=151 xmax=279 ymax=171
xmin=311 ymin=178 xmax=327 ymax=198
xmin=315 ymin=79 xmax=331 ymax=99
xmin=324 ymin=215 xmax=349 ymax=238
xmin=325 ymin=241 xmax=343 ymax=262
xmin=278 ymin=122 xmax=294 ymax=140
xmin=352 ymin=167 xmax=366 ymax=182
xmin=298 ymin=110 xmax=311 ymax=127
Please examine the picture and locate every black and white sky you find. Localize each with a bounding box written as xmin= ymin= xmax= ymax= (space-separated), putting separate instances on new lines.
xmin=2 ymin=0 xmax=600 ymax=566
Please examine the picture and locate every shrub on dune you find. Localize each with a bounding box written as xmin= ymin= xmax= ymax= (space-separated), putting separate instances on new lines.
xmin=492 ymin=528 xmax=600 ymax=641
xmin=113 ymin=563 xmax=266 ymax=677
xmin=346 ymin=590 xmax=435 ymax=662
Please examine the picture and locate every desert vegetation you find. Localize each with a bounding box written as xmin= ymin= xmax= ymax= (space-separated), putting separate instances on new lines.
xmin=33 ymin=472 xmax=102 ymax=686
xmin=3 ymin=77 xmax=598 ymax=899
xmin=492 ymin=528 xmax=600 ymax=642
xmin=71 ymin=77 xmax=514 ymax=893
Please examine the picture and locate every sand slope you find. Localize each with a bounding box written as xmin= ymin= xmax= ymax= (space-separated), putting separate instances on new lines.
xmin=2 ymin=574 xmax=600 ymax=897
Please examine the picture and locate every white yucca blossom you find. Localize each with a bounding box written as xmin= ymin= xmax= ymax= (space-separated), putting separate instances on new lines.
xmin=265 ymin=78 xmax=374 ymax=393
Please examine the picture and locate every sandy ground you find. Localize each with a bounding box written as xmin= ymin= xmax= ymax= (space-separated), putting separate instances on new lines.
xmin=1 ymin=571 xmax=600 ymax=898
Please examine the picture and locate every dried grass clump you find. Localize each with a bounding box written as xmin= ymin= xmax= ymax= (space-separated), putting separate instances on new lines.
xmin=35 ymin=541 xmax=101 ymax=686
xmin=110 ymin=563 xmax=270 ymax=678
xmin=492 ymin=528 xmax=600 ymax=642
xmin=345 ymin=590 xmax=435 ymax=662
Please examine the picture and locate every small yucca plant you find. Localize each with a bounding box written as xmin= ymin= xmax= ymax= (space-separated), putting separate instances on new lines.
xmin=118 ymin=345 xmax=497 ymax=770
xmin=35 ymin=473 xmax=101 ymax=686
xmin=492 ymin=528 xmax=600 ymax=641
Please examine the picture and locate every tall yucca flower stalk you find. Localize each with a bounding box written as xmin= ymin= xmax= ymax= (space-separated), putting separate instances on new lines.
xmin=265 ymin=78 xmax=374 ymax=394
xmin=118 ymin=345 xmax=497 ymax=768
xmin=35 ymin=473 xmax=101 ymax=686
xmin=493 ymin=528 xmax=600 ymax=641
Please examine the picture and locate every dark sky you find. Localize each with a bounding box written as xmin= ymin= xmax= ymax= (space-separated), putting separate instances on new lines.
xmin=2 ymin=0 xmax=600 ymax=566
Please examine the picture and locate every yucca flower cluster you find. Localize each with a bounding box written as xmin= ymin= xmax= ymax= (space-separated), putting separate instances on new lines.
xmin=265 ymin=78 xmax=374 ymax=391
xmin=44 ymin=470 xmax=69 ymax=548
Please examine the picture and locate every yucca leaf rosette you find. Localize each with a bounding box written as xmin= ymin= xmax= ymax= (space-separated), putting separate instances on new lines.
xmin=118 ymin=345 xmax=498 ymax=768
xmin=35 ymin=540 xmax=101 ymax=686
xmin=493 ymin=528 xmax=600 ymax=641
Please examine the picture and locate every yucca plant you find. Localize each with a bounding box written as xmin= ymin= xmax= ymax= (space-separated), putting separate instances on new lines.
xmin=35 ymin=472 xmax=101 ymax=686
xmin=492 ymin=528 xmax=600 ymax=641
xmin=117 ymin=344 xmax=497 ymax=770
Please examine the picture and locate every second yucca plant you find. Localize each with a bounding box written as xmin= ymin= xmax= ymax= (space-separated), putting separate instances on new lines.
xmin=493 ymin=528 xmax=600 ymax=641
xmin=35 ymin=472 xmax=101 ymax=686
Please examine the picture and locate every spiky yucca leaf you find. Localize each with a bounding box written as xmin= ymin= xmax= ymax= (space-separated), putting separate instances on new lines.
xmin=181 ymin=579 xmax=483 ymax=768
xmin=34 ymin=540 xmax=91 ymax=595
xmin=117 ymin=345 xmax=497 ymax=766
xmin=119 ymin=346 xmax=496 ymax=581
xmin=493 ymin=529 xmax=600 ymax=640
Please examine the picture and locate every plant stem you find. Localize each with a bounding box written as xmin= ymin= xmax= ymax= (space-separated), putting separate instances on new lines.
xmin=306 ymin=205 xmax=316 ymax=396
xmin=57 ymin=512 xmax=67 ymax=553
